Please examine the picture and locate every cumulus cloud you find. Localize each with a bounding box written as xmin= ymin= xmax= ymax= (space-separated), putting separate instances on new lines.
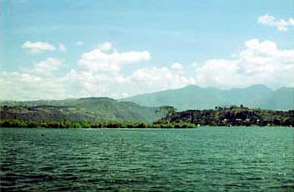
xmin=0 ymin=58 xmax=65 ymax=100
xmin=258 ymin=14 xmax=294 ymax=31
xmin=108 ymin=39 xmax=294 ymax=94
xmin=30 ymin=58 xmax=62 ymax=75
xmin=126 ymin=39 xmax=293 ymax=92
xmin=193 ymin=39 xmax=294 ymax=88
xmin=0 ymin=71 xmax=66 ymax=100
xmin=98 ymin=42 xmax=113 ymax=51
xmin=0 ymin=43 xmax=152 ymax=100
xmin=2 ymin=40 xmax=294 ymax=100
xmin=171 ymin=62 xmax=184 ymax=70
xmin=61 ymin=69 xmax=111 ymax=98
xmin=121 ymin=92 xmax=129 ymax=98
xmin=78 ymin=42 xmax=151 ymax=73
xmin=130 ymin=66 xmax=195 ymax=92
xmin=22 ymin=41 xmax=56 ymax=54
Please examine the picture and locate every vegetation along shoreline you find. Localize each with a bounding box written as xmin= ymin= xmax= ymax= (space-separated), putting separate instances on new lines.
xmin=1 ymin=105 xmax=293 ymax=128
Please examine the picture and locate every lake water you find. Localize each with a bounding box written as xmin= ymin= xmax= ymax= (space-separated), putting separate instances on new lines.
xmin=1 ymin=127 xmax=294 ymax=192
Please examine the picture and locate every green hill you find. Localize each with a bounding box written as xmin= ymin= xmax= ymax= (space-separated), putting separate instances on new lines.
xmin=121 ymin=85 xmax=294 ymax=111
xmin=155 ymin=106 xmax=294 ymax=126
xmin=0 ymin=97 xmax=165 ymax=123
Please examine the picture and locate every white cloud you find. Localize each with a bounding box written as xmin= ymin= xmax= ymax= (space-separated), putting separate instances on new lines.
xmin=0 ymin=58 xmax=65 ymax=100
xmin=2 ymin=40 xmax=294 ymax=100
xmin=171 ymin=62 xmax=184 ymax=70
xmin=61 ymin=69 xmax=110 ymax=98
xmin=194 ymin=59 xmax=242 ymax=88
xmin=258 ymin=14 xmax=294 ymax=31
xmin=193 ymin=39 xmax=294 ymax=88
xmin=98 ymin=42 xmax=113 ymax=51
xmin=58 ymin=43 xmax=67 ymax=52
xmin=121 ymin=92 xmax=129 ymax=98
xmin=22 ymin=41 xmax=56 ymax=54
xmin=130 ymin=66 xmax=195 ymax=92
xmin=78 ymin=42 xmax=151 ymax=73
xmin=30 ymin=58 xmax=62 ymax=74
xmin=3 ymin=43 xmax=153 ymax=100
xmin=0 ymin=72 xmax=66 ymax=100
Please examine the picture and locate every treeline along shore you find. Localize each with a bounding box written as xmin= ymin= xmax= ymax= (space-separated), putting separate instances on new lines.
xmin=0 ymin=104 xmax=293 ymax=128
xmin=155 ymin=105 xmax=294 ymax=127
xmin=0 ymin=120 xmax=198 ymax=129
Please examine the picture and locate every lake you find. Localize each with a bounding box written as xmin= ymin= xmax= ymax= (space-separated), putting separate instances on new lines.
xmin=1 ymin=127 xmax=294 ymax=192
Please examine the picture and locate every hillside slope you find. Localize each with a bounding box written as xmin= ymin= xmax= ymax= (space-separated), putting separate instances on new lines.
xmin=122 ymin=85 xmax=294 ymax=111
xmin=156 ymin=106 xmax=294 ymax=126
xmin=0 ymin=97 xmax=165 ymax=123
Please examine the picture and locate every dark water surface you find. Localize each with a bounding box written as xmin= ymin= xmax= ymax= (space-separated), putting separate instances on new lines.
xmin=1 ymin=127 xmax=294 ymax=192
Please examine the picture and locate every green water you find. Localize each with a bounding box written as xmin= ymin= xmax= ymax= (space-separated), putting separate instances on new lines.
xmin=1 ymin=127 xmax=294 ymax=192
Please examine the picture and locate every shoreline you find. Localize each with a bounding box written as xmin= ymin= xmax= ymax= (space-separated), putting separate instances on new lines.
xmin=1 ymin=123 xmax=292 ymax=129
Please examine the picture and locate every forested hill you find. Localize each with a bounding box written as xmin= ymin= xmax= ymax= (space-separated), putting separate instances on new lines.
xmin=155 ymin=106 xmax=294 ymax=126
xmin=122 ymin=85 xmax=294 ymax=111
xmin=0 ymin=97 xmax=165 ymax=123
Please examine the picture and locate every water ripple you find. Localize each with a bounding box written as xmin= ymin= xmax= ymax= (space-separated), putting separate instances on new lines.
xmin=1 ymin=127 xmax=294 ymax=192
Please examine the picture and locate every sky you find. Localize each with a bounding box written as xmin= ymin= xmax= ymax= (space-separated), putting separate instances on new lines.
xmin=1 ymin=0 xmax=294 ymax=100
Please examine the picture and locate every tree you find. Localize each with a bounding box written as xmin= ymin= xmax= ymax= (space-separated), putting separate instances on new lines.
xmin=156 ymin=106 xmax=177 ymax=123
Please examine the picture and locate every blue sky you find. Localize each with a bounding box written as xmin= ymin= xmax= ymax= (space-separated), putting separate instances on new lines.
xmin=1 ymin=0 xmax=294 ymax=100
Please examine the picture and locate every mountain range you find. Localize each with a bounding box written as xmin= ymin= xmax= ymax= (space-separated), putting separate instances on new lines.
xmin=121 ymin=84 xmax=294 ymax=111
xmin=1 ymin=84 xmax=293 ymax=124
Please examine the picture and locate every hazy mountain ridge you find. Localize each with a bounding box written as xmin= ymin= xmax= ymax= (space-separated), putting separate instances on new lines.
xmin=121 ymin=85 xmax=294 ymax=111
xmin=0 ymin=97 xmax=165 ymax=123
